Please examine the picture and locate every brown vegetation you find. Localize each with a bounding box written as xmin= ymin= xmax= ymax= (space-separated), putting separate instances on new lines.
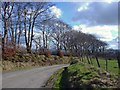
xmin=2 ymin=54 xmax=72 ymax=71
xmin=57 ymin=50 xmax=64 ymax=58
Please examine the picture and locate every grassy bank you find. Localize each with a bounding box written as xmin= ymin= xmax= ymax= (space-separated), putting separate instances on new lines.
xmin=46 ymin=62 xmax=118 ymax=89
xmin=2 ymin=54 xmax=75 ymax=72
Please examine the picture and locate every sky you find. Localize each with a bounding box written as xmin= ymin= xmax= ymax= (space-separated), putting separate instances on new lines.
xmin=1 ymin=0 xmax=119 ymax=50
xmin=50 ymin=1 xmax=119 ymax=49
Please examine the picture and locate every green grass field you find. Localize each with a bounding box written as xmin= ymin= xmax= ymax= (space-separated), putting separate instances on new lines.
xmin=82 ymin=58 xmax=119 ymax=75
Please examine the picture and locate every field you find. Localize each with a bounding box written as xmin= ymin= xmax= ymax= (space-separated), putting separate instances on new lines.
xmin=82 ymin=58 xmax=119 ymax=75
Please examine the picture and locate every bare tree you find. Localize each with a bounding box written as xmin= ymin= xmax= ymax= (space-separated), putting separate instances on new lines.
xmin=22 ymin=2 xmax=54 ymax=53
xmin=50 ymin=19 xmax=70 ymax=51
xmin=2 ymin=2 xmax=14 ymax=54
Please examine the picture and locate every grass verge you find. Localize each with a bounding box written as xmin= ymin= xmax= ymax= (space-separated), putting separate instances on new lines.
xmin=46 ymin=62 xmax=118 ymax=89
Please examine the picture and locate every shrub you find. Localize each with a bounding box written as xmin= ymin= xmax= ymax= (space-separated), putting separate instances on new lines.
xmin=16 ymin=45 xmax=27 ymax=54
xmin=64 ymin=52 xmax=72 ymax=57
xmin=54 ymin=56 xmax=59 ymax=60
xmin=3 ymin=45 xmax=16 ymax=58
xmin=57 ymin=50 xmax=64 ymax=58
xmin=38 ymin=48 xmax=45 ymax=55
xmin=39 ymin=51 xmax=45 ymax=55
xmin=45 ymin=50 xmax=51 ymax=57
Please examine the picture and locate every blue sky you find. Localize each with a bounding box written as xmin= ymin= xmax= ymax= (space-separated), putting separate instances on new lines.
xmin=53 ymin=2 xmax=79 ymax=25
xmin=50 ymin=1 xmax=119 ymax=49
xmin=1 ymin=1 xmax=118 ymax=49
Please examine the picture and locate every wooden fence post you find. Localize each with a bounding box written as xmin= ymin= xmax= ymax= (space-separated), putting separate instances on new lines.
xmin=95 ymin=56 xmax=100 ymax=68
xmin=117 ymin=51 xmax=120 ymax=69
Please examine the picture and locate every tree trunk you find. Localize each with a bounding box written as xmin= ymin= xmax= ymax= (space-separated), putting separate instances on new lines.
xmin=43 ymin=30 xmax=45 ymax=49
xmin=26 ymin=45 xmax=31 ymax=53
xmin=45 ymin=34 xmax=48 ymax=49
xmin=24 ymin=11 xmax=29 ymax=53
xmin=3 ymin=20 xmax=8 ymax=54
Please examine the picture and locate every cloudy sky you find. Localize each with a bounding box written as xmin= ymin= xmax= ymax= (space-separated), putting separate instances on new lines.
xmin=2 ymin=0 xmax=118 ymax=49
xmin=50 ymin=1 xmax=119 ymax=49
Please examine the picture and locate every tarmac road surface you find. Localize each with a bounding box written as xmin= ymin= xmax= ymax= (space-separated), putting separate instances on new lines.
xmin=2 ymin=64 xmax=69 ymax=88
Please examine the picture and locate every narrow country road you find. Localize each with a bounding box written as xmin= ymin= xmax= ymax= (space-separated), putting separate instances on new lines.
xmin=2 ymin=64 xmax=69 ymax=88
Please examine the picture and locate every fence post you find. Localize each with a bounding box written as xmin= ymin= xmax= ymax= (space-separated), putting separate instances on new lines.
xmin=95 ymin=56 xmax=100 ymax=68
xmin=105 ymin=58 xmax=108 ymax=71
xmin=86 ymin=55 xmax=90 ymax=64
xmin=89 ymin=56 xmax=93 ymax=65
xmin=117 ymin=51 xmax=120 ymax=69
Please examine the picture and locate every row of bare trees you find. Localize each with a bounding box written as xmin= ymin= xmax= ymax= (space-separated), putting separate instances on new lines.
xmin=60 ymin=30 xmax=107 ymax=55
xmin=0 ymin=2 xmax=109 ymax=57
xmin=1 ymin=2 xmax=55 ymax=54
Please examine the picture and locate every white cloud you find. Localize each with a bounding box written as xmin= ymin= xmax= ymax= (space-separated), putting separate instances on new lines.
xmin=104 ymin=0 xmax=114 ymax=4
xmin=33 ymin=31 xmax=42 ymax=39
xmin=108 ymin=37 xmax=118 ymax=49
xmin=73 ymin=24 xmax=118 ymax=49
xmin=73 ymin=25 xmax=82 ymax=30
xmin=50 ymin=6 xmax=62 ymax=18
xmin=77 ymin=3 xmax=90 ymax=12
xmin=73 ymin=25 xmax=118 ymax=42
